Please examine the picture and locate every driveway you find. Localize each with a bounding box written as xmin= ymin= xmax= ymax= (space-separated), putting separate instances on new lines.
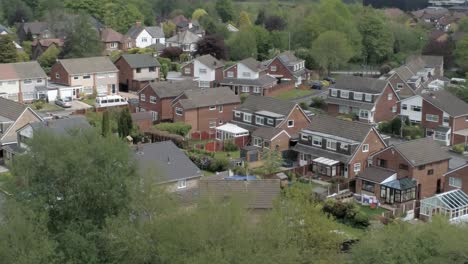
xmin=292 ymin=87 xmax=329 ymax=104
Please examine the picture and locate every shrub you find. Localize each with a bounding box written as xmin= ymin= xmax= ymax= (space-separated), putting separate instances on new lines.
xmin=299 ymin=102 xmax=309 ymax=110
xmin=32 ymin=100 xmax=45 ymax=110
xmin=380 ymin=64 xmax=392 ymax=75
xmin=209 ymin=157 xmax=229 ymax=172
xmin=322 ymin=200 xmax=370 ymax=228
xmin=390 ymin=117 xmax=402 ymax=135
xmin=377 ymin=121 xmax=392 ymax=134
xmin=402 ymin=125 xmax=423 ymax=139
xmin=154 ymin=122 xmax=192 ymax=137
xmin=223 ymin=140 xmax=238 ymax=152
xmin=453 ymin=144 xmax=465 ymax=154
xmin=310 ymin=97 xmax=325 ymax=109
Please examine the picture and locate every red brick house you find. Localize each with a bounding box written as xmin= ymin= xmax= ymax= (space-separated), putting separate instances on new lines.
xmin=326 ymin=76 xmax=399 ymax=123
xmin=137 ymin=80 xmax=197 ymax=122
xmin=100 ymin=27 xmax=133 ymax=53
xmin=444 ymin=163 xmax=468 ymax=194
xmin=365 ymin=138 xmax=451 ymax=200
xmin=262 ymin=51 xmax=309 ymax=86
xmin=251 ymin=127 xmax=291 ymax=153
xmin=172 ymin=87 xmax=240 ymax=135
xmin=180 ymin=54 xmax=224 ymax=88
xmin=115 ymin=54 xmax=160 ymax=92
xmin=293 ymin=115 xmax=387 ymax=180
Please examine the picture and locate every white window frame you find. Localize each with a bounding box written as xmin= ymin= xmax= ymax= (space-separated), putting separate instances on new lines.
xmin=140 ymin=94 xmax=146 ymax=101
xmin=253 ymin=137 xmax=263 ymax=147
xmin=110 ymin=42 xmax=118 ymax=48
xmin=55 ymin=73 xmax=60 ymax=79
xmin=242 ymin=86 xmax=250 ymax=93
xmin=326 ymin=140 xmax=337 ymax=150
xmin=411 ymin=105 xmax=422 ymax=112
xmin=387 ymin=93 xmax=393 ymax=101
xmin=354 ymin=163 xmax=361 ymax=173
xmin=340 ymin=90 xmax=349 ymax=99
xmin=267 ymin=118 xmax=274 ymax=125
xmin=209 ymin=121 xmax=216 ymax=128
xmin=23 ymin=79 xmax=32 ymax=84
xmin=253 ymin=87 xmax=261 ymax=94
xmin=199 ymin=81 xmax=210 ymax=88
xmin=362 ymin=144 xmax=369 ymax=152
xmin=354 ymin=92 xmax=363 ymax=101
xmin=184 ymin=68 xmax=191 ymax=74
xmin=177 ymin=179 xmax=187 ymax=189
xmin=83 ymin=75 xmax=91 ymax=79
xmin=234 ymin=111 xmax=241 ymax=118
xmin=287 ymin=120 xmax=294 ymax=128
xmin=243 ymin=113 xmax=252 ymax=123
xmin=150 ymin=96 xmax=157 ymax=104
xmin=331 ymin=89 xmax=337 ymax=97
xmin=227 ymin=71 xmax=234 ymax=78
xmin=199 ymin=68 xmax=207 ymax=74
xmin=256 ymin=116 xmax=264 ymax=125
xmin=270 ymin=65 xmax=277 ymax=72
xmin=365 ymin=94 xmax=372 ymax=102
xmin=426 ymin=114 xmax=439 ymax=122
xmin=449 ymin=177 xmax=462 ymax=188
xmin=218 ymin=105 xmax=223 ymax=113
xmin=209 ymin=106 xmax=216 ymax=111
xmin=301 ymin=133 xmax=308 ymax=141
xmin=312 ymin=136 xmax=322 ymax=147
xmin=175 ymin=107 xmax=183 ymax=116
xmin=402 ymin=104 xmax=408 ymax=110
xmin=392 ymin=105 xmax=397 ymax=113
xmin=341 ymin=143 xmax=348 ymax=151
xmin=359 ymin=110 xmax=369 ymax=119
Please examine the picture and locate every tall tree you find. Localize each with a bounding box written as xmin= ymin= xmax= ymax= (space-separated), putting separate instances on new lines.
xmin=64 ymin=0 xmax=106 ymax=19
xmin=118 ymin=108 xmax=133 ymax=138
xmin=101 ymin=111 xmax=110 ymax=136
xmin=12 ymin=129 xmax=135 ymax=231
xmin=62 ymin=13 xmax=103 ymax=58
xmin=0 ymin=35 xmax=18 ymax=63
xmin=255 ymin=9 xmax=266 ymax=26
xmin=238 ymin=11 xmax=252 ymax=29
xmin=227 ymin=28 xmax=257 ymax=61
xmin=455 ymin=36 xmax=468 ymax=72
xmin=358 ymin=8 xmax=394 ymax=63
xmin=37 ymin=45 xmax=60 ymax=72
xmin=264 ymin=15 xmax=287 ymax=31
xmin=252 ymin=25 xmax=272 ymax=61
xmin=102 ymin=0 xmax=144 ymax=33
xmin=311 ymin=30 xmax=353 ymax=74
xmin=215 ymin=0 xmax=235 ymax=23
xmin=194 ymin=35 xmax=227 ymax=60
xmin=192 ymin=8 xmax=207 ymax=21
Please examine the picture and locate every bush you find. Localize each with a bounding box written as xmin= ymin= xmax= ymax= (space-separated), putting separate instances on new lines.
xmin=209 ymin=157 xmax=229 ymax=172
xmin=377 ymin=121 xmax=392 ymax=134
xmin=337 ymin=113 xmax=358 ymax=121
xmin=402 ymin=125 xmax=423 ymax=139
xmin=322 ymin=200 xmax=370 ymax=228
xmin=154 ymin=122 xmax=192 ymax=137
xmin=32 ymin=100 xmax=45 ymax=110
xmin=223 ymin=140 xmax=238 ymax=152
xmin=299 ymin=102 xmax=309 ymax=110
xmin=310 ymin=97 xmax=325 ymax=109
xmin=453 ymin=144 xmax=465 ymax=154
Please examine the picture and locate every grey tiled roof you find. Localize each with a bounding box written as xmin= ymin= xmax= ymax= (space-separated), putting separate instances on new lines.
xmin=252 ymin=127 xmax=286 ymax=140
xmin=30 ymin=116 xmax=92 ymax=134
xmin=359 ymin=166 xmax=396 ymax=183
xmin=292 ymin=143 xmax=351 ymax=163
xmin=178 ymin=87 xmax=240 ymax=109
xmin=220 ymin=75 xmax=277 ymax=87
xmin=134 ymin=141 xmax=202 ymax=183
xmin=0 ymin=61 xmax=47 ymax=80
xmin=0 ymin=97 xmax=27 ymax=121
xmin=239 ymin=57 xmax=267 ymax=72
xmin=334 ymin=76 xmax=389 ymax=94
xmin=120 ymin=54 xmax=160 ymax=69
xmin=195 ymin=54 xmax=224 ymax=69
xmin=147 ymin=80 xmax=198 ymax=98
xmin=199 ymin=178 xmax=281 ymax=209
xmin=21 ymin=22 xmax=48 ymax=35
xmin=277 ymin=51 xmax=303 ymax=66
xmin=421 ymin=90 xmax=468 ymax=117
xmin=240 ymin=95 xmax=297 ymax=116
xmin=145 ymin=26 xmax=164 ymax=38
xmin=166 ymin=30 xmax=200 ymax=45
xmin=325 ymin=97 xmax=375 ymax=110
xmin=58 ymin=57 xmax=118 ymax=74
xmin=304 ymin=114 xmax=374 ymax=142
xmin=392 ymin=138 xmax=451 ymax=166
xmin=126 ymin=25 xmax=144 ymax=39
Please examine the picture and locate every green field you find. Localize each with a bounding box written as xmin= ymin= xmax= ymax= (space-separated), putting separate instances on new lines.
xmin=274 ymin=89 xmax=314 ymax=100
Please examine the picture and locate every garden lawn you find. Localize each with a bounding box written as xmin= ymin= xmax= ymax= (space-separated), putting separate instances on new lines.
xmin=358 ymin=204 xmax=388 ymax=217
xmin=274 ymin=89 xmax=314 ymax=100
xmin=214 ymin=150 xmax=240 ymax=159
xmin=82 ymin=98 xmax=96 ymax=106
xmin=32 ymin=103 xmax=62 ymax=112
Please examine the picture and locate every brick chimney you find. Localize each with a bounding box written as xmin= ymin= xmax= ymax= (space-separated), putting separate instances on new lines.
xmin=135 ymin=21 xmax=142 ymax=27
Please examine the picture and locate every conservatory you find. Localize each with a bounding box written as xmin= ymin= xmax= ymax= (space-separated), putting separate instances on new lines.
xmin=420 ymin=189 xmax=468 ymax=223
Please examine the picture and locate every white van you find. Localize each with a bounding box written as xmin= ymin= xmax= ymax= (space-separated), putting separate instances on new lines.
xmin=95 ymin=95 xmax=128 ymax=108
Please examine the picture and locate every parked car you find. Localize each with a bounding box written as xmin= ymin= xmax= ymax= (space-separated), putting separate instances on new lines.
xmin=324 ymin=77 xmax=336 ymax=84
xmin=55 ymin=97 xmax=72 ymax=108
xmin=310 ymin=81 xmax=322 ymax=90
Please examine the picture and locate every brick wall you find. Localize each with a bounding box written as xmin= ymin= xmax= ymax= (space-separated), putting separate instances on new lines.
xmin=181 ymin=62 xmax=194 ymax=77
xmin=265 ymin=58 xmax=294 ymax=80
xmin=373 ymin=84 xmax=398 ymax=123
xmin=444 ymin=166 xmax=468 ymax=193
xmin=115 ymin=58 xmax=134 ymax=91
xmin=224 ymin=65 xmax=237 ymax=78
xmin=270 ymin=132 xmax=290 ymax=152
xmin=138 ymin=86 xmax=159 ymax=113
xmin=452 ymin=116 xmax=468 ymax=145
xmin=278 ymin=106 xmax=310 ymax=135
xmin=263 ymin=82 xmax=295 ymax=97
xmin=422 ymin=99 xmax=443 ymax=130
xmin=349 ymin=129 xmax=386 ymax=179
xmin=50 ymin=63 xmax=71 ymax=86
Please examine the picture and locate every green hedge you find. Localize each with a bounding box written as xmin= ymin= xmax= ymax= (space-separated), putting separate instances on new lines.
xmin=154 ymin=122 xmax=192 ymax=137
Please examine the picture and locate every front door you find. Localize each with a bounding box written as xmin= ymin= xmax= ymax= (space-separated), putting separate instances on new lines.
xmin=75 ymin=89 xmax=80 ymax=99
xmin=437 ymin=179 xmax=442 ymax=194
xmin=344 ymin=165 xmax=348 ymax=178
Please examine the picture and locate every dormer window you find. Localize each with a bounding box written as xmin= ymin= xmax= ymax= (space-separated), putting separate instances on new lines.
xmin=340 ymin=91 xmax=349 ymax=99
xmin=330 ymin=89 xmax=337 ymax=97
xmin=354 ymin=92 xmax=363 ymax=101
xmin=365 ymin=94 xmax=372 ymax=102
